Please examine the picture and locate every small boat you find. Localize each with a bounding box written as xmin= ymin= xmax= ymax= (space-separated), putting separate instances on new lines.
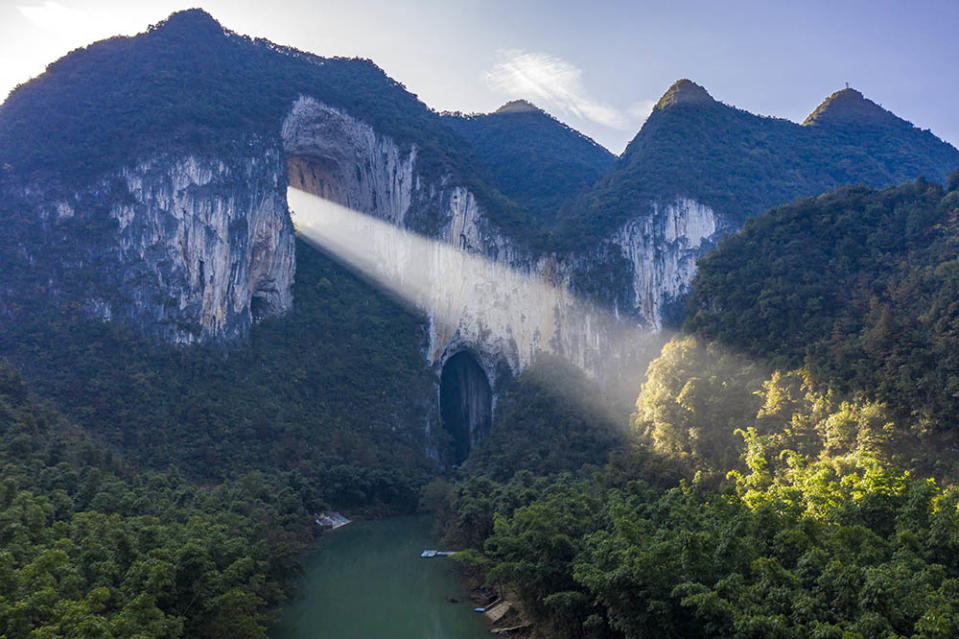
xmin=315 ymin=511 xmax=352 ymax=529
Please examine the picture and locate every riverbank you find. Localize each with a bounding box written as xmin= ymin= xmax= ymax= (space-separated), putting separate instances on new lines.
xmin=459 ymin=572 xmax=532 ymax=638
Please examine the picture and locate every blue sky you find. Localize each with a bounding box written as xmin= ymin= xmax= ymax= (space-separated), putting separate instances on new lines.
xmin=0 ymin=0 xmax=956 ymax=154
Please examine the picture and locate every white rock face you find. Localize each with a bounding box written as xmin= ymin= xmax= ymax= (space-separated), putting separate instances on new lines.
xmin=282 ymin=101 xmax=543 ymax=380
xmin=110 ymin=149 xmax=295 ymax=342
xmin=281 ymin=98 xmax=526 ymax=264
xmin=283 ymin=99 xmax=723 ymax=385
xmin=290 ymin=189 xmax=637 ymax=385
xmin=284 ymin=102 xmax=672 ymax=387
xmin=283 ymin=97 xmax=415 ymax=226
xmin=19 ymin=145 xmax=296 ymax=344
xmin=613 ymin=197 xmax=718 ymax=327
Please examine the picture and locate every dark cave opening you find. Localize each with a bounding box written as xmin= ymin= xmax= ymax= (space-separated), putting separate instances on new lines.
xmin=250 ymin=294 xmax=270 ymax=322
xmin=440 ymin=351 xmax=492 ymax=466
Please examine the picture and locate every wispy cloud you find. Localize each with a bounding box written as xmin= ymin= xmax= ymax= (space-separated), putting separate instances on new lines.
xmin=484 ymin=50 xmax=649 ymax=131
xmin=627 ymin=99 xmax=657 ymax=122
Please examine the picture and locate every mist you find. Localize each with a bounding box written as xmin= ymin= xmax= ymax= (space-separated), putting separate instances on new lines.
xmin=288 ymin=187 xmax=668 ymax=409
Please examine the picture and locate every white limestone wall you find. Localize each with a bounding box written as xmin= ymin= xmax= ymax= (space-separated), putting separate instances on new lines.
xmin=613 ymin=197 xmax=718 ymax=327
xmin=91 ymin=149 xmax=294 ymax=342
xmin=282 ymin=98 xmax=722 ymax=379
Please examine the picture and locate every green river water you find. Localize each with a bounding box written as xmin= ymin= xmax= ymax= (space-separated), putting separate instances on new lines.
xmin=271 ymin=515 xmax=492 ymax=639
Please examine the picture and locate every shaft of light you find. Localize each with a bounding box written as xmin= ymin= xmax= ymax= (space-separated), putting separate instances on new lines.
xmin=288 ymin=187 xmax=664 ymax=382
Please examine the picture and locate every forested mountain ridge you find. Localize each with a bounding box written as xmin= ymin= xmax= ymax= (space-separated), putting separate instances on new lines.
xmin=685 ymin=174 xmax=959 ymax=448
xmin=558 ymin=79 xmax=959 ymax=249
xmin=0 ymin=9 xmax=475 ymax=191
xmin=443 ymin=101 xmax=615 ymax=232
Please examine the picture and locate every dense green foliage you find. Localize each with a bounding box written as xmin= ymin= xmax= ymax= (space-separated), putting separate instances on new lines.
xmin=443 ymin=353 xmax=959 ymax=638
xmin=0 ymin=239 xmax=435 ymax=511
xmin=442 ymin=176 xmax=959 ymax=638
xmin=558 ymin=83 xmax=959 ymax=250
xmin=687 ymin=177 xmax=959 ymax=436
xmin=631 ymin=334 xmax=948 ymax=477
xmin=444 ymin=103 xmax=614 ymax=234
xmin=0 ymin=362 xmax=321 ymax=638
xmin=631 ymin=336 xmax=767 ymax=473
xmin=578 ymin=457 xmax=959 ymax=639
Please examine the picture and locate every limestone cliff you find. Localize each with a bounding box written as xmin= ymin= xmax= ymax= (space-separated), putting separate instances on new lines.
xmin=611 ymin=197 xmax=719 ymax=326
xmin=8 ymin=143 xmax=295 ymax=343
xmin=7 ymin=93 xmax=718 ymax=363
xmin=283 ymin=99 xmax=707 ymax=386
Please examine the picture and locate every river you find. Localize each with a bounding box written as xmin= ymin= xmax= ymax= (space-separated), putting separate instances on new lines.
xmin=271 ymin=515 xmax=492 ymax=639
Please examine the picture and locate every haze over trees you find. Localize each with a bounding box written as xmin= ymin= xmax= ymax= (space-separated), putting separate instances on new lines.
xmin=441 ymin=175 xmax=959 ymax=639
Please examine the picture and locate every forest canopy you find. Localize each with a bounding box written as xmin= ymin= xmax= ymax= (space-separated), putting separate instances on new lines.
xmin=439 ymin=175 xmax=959 ymax=639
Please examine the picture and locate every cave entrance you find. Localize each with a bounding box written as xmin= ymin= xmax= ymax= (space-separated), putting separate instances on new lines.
xmin=440 ymin=351 xmax=492 ymax=466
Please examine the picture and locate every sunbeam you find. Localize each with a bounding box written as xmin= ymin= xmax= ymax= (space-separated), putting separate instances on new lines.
xmin=288 ymin=187 xmax=668 ymax=394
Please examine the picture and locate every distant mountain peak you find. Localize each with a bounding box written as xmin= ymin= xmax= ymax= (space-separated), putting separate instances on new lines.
xmin=653 ymin=79 xmax=715 ymax=111
xmin=494 ymin=100 xmax=543 ymax=115
xmin=150 ymin=8 xmax=225 ymax=37
xmin=803 ymin=87 xmax=897 ymax=127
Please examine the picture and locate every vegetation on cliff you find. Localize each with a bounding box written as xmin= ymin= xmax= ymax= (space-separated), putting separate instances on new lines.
xmin=440 ymin=176 xmax=959 ymax=639
xmin=0 ymin=239 xmax=435 ymax=512
xmin=687 ymin=175 xmax=959 ymax=440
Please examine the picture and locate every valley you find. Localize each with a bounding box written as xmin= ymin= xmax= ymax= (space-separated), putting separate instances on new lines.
xmin=0 ymin=6 xmax=958 ymax=639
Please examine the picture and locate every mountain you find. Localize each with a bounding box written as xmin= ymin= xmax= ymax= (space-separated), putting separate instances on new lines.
xmin=443 ymin=101 xmax=615 ymax=230
xmin=0 ymin=12 xmax=446 ymax=498
xmin=0 ymin=8 xmax=647 ymax=422
xmin=686 ymin=174 xmax=959 ymax=437
xmin=0 ymin=9 xmax=469 ymax=189
xmin=0 ymin=8 xmax=526 ymax=345
xmin=0 ymin=9 xmax=634 ymax=489
xmin=803 ymin=86 xmax=901 ymax=126
xmin=564 ymin=79 xmax=959 ymax=245
xmin=555 ymin=78 xmax=959 ymax=324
